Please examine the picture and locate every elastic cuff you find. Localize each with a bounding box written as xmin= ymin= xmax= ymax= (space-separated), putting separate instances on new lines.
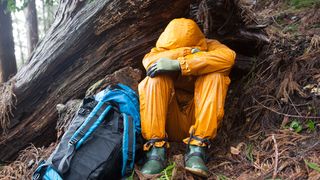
xmin=178 ymin=58 xmax=191 ymax=76
xmin=183 ymin=138 xmax=207 ymax=147
xmin=143 ymin=141 xmax=170 ymax=151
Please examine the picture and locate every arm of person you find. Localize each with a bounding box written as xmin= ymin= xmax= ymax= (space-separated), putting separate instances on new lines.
xmin=142 ymin=47 xmax=193 ymax=71
xmin=178 ymin=40 xmax=236 ymax=76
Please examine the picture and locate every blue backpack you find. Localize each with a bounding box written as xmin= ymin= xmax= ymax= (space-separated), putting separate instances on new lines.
xmin=33 ymin=84 xmax=142 ymax=180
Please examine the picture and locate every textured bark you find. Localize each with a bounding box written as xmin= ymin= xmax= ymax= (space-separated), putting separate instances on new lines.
xmin=0 ymin=0 xmax=17 ymax=83
xmin=25 ymin=0 xmax=39 ymax=57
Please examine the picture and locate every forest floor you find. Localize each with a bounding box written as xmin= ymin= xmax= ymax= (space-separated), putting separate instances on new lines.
xmin=1 ymin=0 xmax=320 ymax=179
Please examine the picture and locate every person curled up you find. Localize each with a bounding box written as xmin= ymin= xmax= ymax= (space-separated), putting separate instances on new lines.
xmin=138 ymin=18 xmax=236 ymax=177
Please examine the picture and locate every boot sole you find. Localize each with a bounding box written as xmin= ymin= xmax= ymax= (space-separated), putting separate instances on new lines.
xmin=185 ymin=167 xmax=209 ymax=178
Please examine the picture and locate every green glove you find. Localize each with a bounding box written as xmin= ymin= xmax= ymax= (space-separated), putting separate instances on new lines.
xmin=147 ymin=57 xmax=180 ymax=78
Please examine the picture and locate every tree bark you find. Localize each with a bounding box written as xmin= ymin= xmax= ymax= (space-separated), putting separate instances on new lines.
xmin=0 ymin=0 xmax=17 ymax=83
xmin=25 ymin=0 xmax=39 ymax=57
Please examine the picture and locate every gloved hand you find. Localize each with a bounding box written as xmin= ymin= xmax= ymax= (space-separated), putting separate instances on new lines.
xmin=147 ymin=57 xmax=180 ymax=78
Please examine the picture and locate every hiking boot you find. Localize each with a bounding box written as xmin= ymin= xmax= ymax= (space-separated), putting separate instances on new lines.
xmin=141 ymin=147 xmax=167 ymax=175
xmin=185 ymin=145 xmax=209 ymax=177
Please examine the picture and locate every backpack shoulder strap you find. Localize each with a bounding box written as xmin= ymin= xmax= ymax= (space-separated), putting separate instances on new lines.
xmin=71 ymin=101 xmax=111 ymax=149
xmin=121 ymin=113 xmax=136 ymax=177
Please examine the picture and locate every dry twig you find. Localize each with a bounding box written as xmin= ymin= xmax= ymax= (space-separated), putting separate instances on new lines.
xmin=272 ymin=134 xmax=279 ymax=179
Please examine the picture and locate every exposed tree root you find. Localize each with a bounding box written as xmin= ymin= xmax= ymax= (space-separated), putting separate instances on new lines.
xmin=0 ymin=80 xmax=16 ymax=135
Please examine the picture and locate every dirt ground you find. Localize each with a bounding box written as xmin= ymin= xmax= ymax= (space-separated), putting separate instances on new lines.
xmin=1 ymin=0 xmax=319 ymax=179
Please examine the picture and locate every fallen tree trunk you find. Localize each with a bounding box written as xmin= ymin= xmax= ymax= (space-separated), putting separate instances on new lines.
xmin=0 ymin=0 xmax=268 ymax=161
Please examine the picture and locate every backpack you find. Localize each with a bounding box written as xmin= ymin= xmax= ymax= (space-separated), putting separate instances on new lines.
xmin=32 ymin=84 xmax=142 ymax=180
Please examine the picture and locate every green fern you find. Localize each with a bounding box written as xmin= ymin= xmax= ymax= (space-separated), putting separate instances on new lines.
xmin=158 ymin=163 xmax=176 ymax=180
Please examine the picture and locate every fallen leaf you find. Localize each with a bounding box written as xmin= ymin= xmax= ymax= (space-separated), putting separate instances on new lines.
xmin=231 ymin=146 xmax=241 ymax=155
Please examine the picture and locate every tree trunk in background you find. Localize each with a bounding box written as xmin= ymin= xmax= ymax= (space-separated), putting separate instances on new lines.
xmin=0 ymin=0 xmax=17 ymax=83
xmin=42 ymin=0 xmax=47 ymax=32
xmin=25 ymin=0 xmax=39 ymax=58
xmin=13 ymin=14 xmax=25 ymax=65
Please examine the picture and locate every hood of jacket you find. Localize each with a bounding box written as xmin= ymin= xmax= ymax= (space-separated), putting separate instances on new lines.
xmin=156 ymin=18 xmax=207 ymax=51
